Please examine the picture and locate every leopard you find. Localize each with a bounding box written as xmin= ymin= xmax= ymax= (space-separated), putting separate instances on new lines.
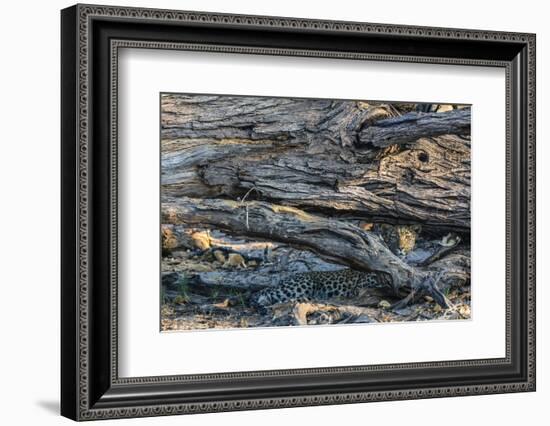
xmin=375 ymin=224 xmax=422 ymax=257
xmin=249 ymin=224 xmax=421 ymax=309
xmin=250 ymin=269 xmax=388 ymax=308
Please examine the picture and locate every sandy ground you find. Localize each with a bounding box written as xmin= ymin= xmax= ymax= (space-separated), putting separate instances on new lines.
xmin=160 ymin=242 xmax=471 ymax=331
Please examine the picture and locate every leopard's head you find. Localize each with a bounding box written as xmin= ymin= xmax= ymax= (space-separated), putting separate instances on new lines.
xmin=378 ymin=224 xmax=422 ymax=257
xmin=394 ymin=224 xmax=421 ymax=256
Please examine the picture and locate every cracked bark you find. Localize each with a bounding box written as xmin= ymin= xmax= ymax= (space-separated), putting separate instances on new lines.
xmin=162 ymin=94 xmax=470 ymax=232
xmin=162 ymin=196 xmax=464 ymax=307
xmin=160 ymin=94 xmax=471 ymax=307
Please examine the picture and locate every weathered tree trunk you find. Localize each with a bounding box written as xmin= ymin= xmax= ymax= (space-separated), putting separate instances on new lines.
xmin=161 ymin=95 xmax=471 ymax=308
xmin=197 ymin=134 xmax=470 ymax=231
xmin=162 ymin=196 xmax=409 ymax=288
xmin=161 ymin=95 xmax=470 ymax=232
xmin=162 ymin=196 xmax=467 ymax=307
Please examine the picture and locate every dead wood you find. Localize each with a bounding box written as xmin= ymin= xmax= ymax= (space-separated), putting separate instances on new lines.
xmin=160 ymin=95 xmax=472 ymax=309
xmin=162 ymin=196 xmax=466 ymax=307
xmin=358 ymin=109 xmax=471 ymax=147
xmin=290 ymin=302 xmax=378 ymax=325
xmin=161 ymin=94 xmax=471 ymax=232
xmin=197 ymin=134 xmax=470 ymax=231
xmin=162 ymin=196 xmax=409 ymax=289
xmin=418 ymin=235 xmax=462 ymax=267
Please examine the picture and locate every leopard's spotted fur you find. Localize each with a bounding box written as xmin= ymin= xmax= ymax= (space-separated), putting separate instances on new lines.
xmin=250 ymin=269 xmax=383 ymax=308
xmin=250 ymin=225 xmax=421 ymax=308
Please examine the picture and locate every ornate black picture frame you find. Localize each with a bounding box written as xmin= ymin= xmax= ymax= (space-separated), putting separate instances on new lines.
xmin=61 ymin=4 xmax=536 ymax=421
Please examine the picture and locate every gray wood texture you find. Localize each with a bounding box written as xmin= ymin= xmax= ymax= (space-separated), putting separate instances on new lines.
xmin=161 ymin=94 xmax=472 ymax=306
xmin=161 ymin=95 xmax=470 ymax=232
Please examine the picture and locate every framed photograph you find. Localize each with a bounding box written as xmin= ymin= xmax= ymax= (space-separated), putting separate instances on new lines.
xmin=61 ymin=4 xmax=536 ymax=421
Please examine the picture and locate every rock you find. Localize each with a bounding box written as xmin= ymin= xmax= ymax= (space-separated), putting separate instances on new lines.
xmin=161 ymin=224 xmax=197 ymax=251
xmin=213 ymin=250 xmax=226 ymax=264
xmin=225 ymin=253 xmax=246 ymax=268
xmin=378 ymin=300 xmax=391 ymax=309
xmin=161 ymin=226 xmax=178 ymax=251
xmin=458 ymin=305 xmax=471 ymax=318
xmin=192 ymin=263 xmax=214 ymax=272
xmin=191 ymin=231 xmax=211 ymax=250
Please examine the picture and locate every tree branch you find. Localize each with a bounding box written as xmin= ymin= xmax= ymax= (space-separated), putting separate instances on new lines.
xmin=358 ymin=108 xmax=471 ymax=147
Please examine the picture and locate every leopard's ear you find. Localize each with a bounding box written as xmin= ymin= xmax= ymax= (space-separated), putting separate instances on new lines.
xmin=411 ymin=224 xmax=422 ymax=234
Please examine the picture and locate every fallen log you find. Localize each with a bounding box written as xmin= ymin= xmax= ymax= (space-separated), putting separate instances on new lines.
xmin=160 ymin=95 xmax=471 ymax=308
xmin=161 ymin=93 xmax=375 ymax=145
xmin=197 ymin=134 xmax=470 ymax=231
xmin=162 ymin=196 xmax=466 ymax=307
xmin=162 ymin=196 xmax=411 ymax=289
xmin=161 ymin=95 xmax=471 ymax=231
